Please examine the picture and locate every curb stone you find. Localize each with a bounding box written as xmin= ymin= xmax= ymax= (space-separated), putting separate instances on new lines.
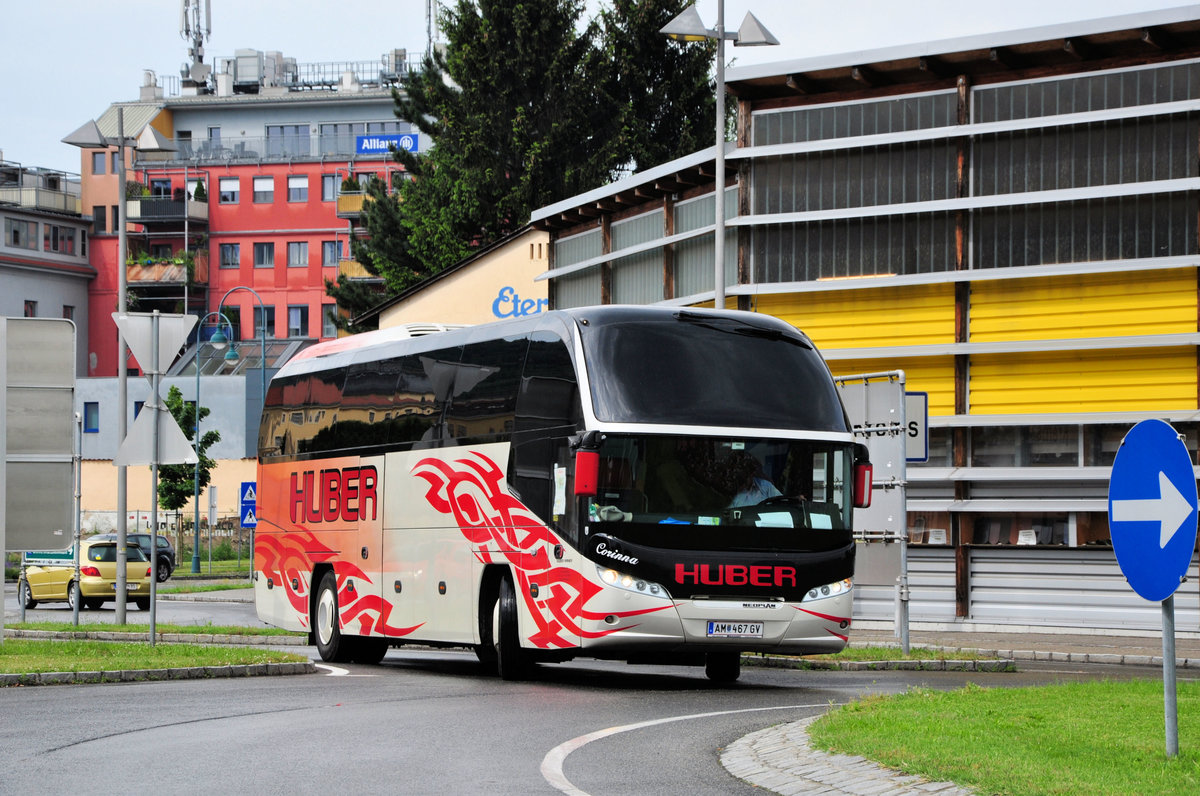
xmin=0 ymin=660 xmax=315 ymax=688
xmin=721 ymin=715 xmax=974 ymax=796
xmin=3 ymin=628 xmax=307 ymax=646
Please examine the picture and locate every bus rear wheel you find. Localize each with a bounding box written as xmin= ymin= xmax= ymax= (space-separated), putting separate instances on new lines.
xmin=705 ymin=651 xmax=742 ymax=683
xmin=314 ymin=570 xmax=354 ymax=663
xmin=352 ymin=637 xmax=389 ymax=665
xmin=494 ymin=575 xmax=530 ymax=681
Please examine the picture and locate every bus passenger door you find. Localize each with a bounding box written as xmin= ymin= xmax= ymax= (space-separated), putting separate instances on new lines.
xmin=384 ymin=449 xmax=476 ymax=644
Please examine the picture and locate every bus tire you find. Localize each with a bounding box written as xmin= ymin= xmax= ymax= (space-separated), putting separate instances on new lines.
xmin=314 ymin=570 xmax=354 ymax=663
xmin=705 ymin=651 xmax=741 ymax=683
xmin=494 ymin=575 xmax=530 ymax=681
xmin=352 ymin=637 xmax=389 ymax=665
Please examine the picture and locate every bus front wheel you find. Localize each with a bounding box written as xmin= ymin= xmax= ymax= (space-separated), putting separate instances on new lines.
xmin=494 ymin=575 xmax=530 ymax=681
xmin=314 ymin=571 xmax=354 ymax=663
xmin=705 ymin=651 xmax=741 ymax=683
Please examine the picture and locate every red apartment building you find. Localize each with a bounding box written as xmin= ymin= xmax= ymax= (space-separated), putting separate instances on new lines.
xmin=74 ymin=49 xmax=415 ymax=378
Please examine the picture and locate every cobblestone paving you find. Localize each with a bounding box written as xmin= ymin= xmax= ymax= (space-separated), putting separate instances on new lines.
xmin=722 ymin=716 xmax=974 ymax=796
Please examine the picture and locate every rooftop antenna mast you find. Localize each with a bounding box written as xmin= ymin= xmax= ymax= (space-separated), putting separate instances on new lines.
xmin=180 ymin=0 xmax=213 ymax=91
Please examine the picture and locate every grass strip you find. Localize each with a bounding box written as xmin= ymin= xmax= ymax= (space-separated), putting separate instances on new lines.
xmin=8 ymin=621 xmax=302 ymax=637
xmin=0 ymin=638 xmax=307 ymax=675
xmin=157 ymin=583 xmax=251 ymax=594
xmin=810 ymin=680 xmax=1200 ymax=795
xmin=813 ymin=645 xmax=991 ymax=661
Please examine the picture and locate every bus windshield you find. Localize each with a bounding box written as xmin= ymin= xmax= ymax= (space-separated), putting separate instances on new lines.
xmin=578 ymin=311 xmax=849 ymax=431
xmin=585 ymin=434 xmax=853 ymax=552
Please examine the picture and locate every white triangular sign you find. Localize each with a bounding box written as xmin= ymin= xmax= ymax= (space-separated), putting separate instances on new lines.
xmin=113 ymin=405 xmax=199 ymax=466
xmin=242 ymin=484 xmax=257 ymax=502
xmin=112 ymin=312 xmax=198 ymax=374
xmin=243 ymin=508 xmax=257 ymax=526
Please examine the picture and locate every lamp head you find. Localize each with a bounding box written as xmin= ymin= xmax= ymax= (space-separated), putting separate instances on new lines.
xmin=660 ymin=5 xmax=712 ymax=42
xmin=209 ymin=328 xmax=228 ymax=351
xmin=223 ymin=347 xmax=241 ymax=368
xmin=734 ymin=12 xmax=779 ymax=47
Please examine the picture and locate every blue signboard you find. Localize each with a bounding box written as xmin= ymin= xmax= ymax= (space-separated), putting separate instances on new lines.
xmin=356 ymin=133 xmax=419 ymax=154
xmin=240 ymin=481 xmax=258 ymax=529
xmin=1107 ymin=419 xmax=1198 ymax=602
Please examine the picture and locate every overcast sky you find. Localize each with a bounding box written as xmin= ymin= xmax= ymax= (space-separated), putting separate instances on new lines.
xmin=0 ymin=0 xmax=1192 ymax=173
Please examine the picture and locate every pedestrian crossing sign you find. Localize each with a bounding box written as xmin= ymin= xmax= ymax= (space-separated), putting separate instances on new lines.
xmin=240 ymin=481 xmax=258 ymax=528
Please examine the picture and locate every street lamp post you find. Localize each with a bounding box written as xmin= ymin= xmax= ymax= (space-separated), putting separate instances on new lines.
xmin=661 ymin=2 xmax=778 ymax=311
xmin=63 ymin=111 xmax=175 ymax=624
xmin=192 ymin=312 xmax=236 ymax=573
xmin=217 ymin=286 xmax=268 ymax=575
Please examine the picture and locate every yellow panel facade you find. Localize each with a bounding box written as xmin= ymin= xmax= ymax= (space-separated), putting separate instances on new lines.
xmin=971 ymin=269 xmax=1197 ymax=342
xmin=829 ymin=357 xmax=956 ymax=417
xmin=970 ymin=347 xmax=1198 ymax=414
xmin=753 ymin=284 xmax=956 ymax=350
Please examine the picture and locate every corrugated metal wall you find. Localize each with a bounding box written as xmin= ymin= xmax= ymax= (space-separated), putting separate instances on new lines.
xmin=832 ymin=356 xmax=956 ymax=417
xmin=855 ymin=548 xmax=1200 ymax=631
xmin=551 ymin=228 xmax=602 ymax=308
xmin=754 ymin=284 xmax=956 ymax=349
xmin=967 ymin=548 xmax=1200 ymax=629
xmin=612 ymin=212 xmax=663 ymax=304
xmin=970 ymin=269 xmax=1198 ymax=340
xmin=853 ymin=546 xmax=957 ymax=622
xmin=969 ymin=347 xmax=1197 ymax=414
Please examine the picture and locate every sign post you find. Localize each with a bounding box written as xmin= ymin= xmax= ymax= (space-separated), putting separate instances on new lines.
xmin=1107 ymin=419 xmax=1198 ymax=758
xmin=113 ymin=311 xmax=198 ymax=644
xmin=241 ymin=481 xmax=257 ymax=582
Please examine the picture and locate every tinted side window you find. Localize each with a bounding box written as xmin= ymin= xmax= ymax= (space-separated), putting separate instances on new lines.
xmin=512 ymin=332 xmax=581 ymax=525
xmin=517 ymin=331 xmax=581 ymax=434
xmin=322 ymin=358 xmax=403 ymax=453
xmin=442 ymin=337 xmax=528 ymax=443
xmin=295 ymin=369 xmax=347 ymax=455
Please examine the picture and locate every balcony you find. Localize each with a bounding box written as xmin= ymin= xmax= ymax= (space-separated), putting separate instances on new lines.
xmin=126 ymin=251 xmax=209 ymax=286
xmin=126 ymin=197 xmax=208 ymax=225
xmin=336 ymin=192 xmax=366 ymax=219
xmin=338 ymin=257 xmax=379 ymax=281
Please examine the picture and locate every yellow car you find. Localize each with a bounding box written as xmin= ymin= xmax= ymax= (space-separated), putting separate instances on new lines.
xmin=19 ymin=539 xmax=153 ymax=611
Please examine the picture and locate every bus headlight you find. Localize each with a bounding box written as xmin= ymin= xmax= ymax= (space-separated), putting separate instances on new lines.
xmin=802 ymin=578 xmax=852 ymax=602
xmin=597 ymin=565 xmax=671 ymax=599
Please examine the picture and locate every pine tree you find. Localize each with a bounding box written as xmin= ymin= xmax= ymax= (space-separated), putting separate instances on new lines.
xmin=329 ymin=0 xmax=721 ymax=321
xmin=599 ymin=0 xmax=719 ymax=174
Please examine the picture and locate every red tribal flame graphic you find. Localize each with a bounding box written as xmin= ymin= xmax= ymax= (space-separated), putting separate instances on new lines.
xmin=413 ymin=451 xmax=670 ymax=649
xmin=257 ymin=527 xmax=421 ymax=637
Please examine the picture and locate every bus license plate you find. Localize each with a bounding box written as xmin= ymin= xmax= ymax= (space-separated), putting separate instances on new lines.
xmin=706 ymin=621 xmax=763 ymax=638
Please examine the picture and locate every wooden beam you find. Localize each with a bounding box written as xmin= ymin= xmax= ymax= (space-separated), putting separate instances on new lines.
xmin=1063 ymin=37 xmax=1094 ymax=61
xmin=850 ymin=65 xmax=881 ymax=87
xmin=988 ymin=46 xmax=1024 ymax=70
xmin=1141 ymin=26 xmax=1178 ymax=51
xmin=918 ymin=55 xmax=950 ymax=80
xmin=672 ymin=171 xmax=700 ymax=187
xmin=784 ymin=73 xmax=818 ymax=94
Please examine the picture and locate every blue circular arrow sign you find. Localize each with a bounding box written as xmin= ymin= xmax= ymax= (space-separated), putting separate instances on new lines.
xmin=1108 ymin=419 xmax=1198 ymax=602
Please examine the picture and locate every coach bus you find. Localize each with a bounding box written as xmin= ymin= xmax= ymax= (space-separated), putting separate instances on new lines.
xmin=254 ymin=306 xmax=871 ymax=681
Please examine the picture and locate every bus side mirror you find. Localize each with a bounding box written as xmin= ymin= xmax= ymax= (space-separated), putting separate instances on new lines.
xmin=853 ymin=461 xmax=873 ymax=509
xmin=575 ymin=450 xmax=599 ymax=497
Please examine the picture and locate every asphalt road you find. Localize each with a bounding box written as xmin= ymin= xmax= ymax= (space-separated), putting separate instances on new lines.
xmin=3 ymin=586 xmax=1188 ymax=795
